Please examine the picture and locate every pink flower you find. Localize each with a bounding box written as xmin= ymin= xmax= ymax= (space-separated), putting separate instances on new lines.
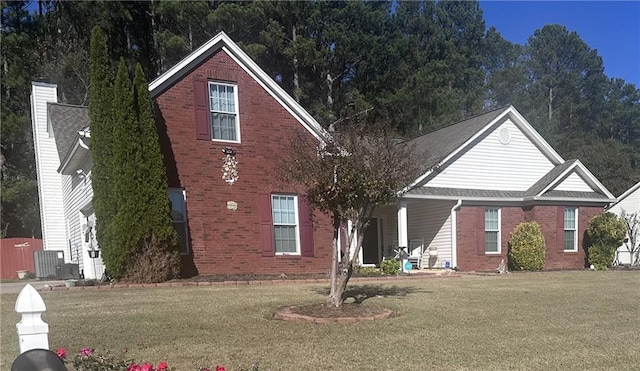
xmin=80 ymin=348 xmax=95 ymax=357
xmin=157 ymin=361 xmax=168 ymax=371
xmin=215 ymin=366 xmax=226 ymax=371
xmin=141 ymin=362 xmax=154 ymax=371
xmin=56 ymin=348 xmax=66 ymax=359
xmin=128 ymin=363 xmax=142 ymax=371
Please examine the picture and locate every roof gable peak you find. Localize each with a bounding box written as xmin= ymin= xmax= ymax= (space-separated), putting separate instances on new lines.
xmin=148 ymin=31 xmax=328 ymax=142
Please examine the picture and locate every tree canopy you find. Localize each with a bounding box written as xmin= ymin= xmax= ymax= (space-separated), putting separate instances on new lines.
xmin=2 ymin=0 xmax=639 ymax=237
xmin=282 ymin=116 xmax=422 ymax=306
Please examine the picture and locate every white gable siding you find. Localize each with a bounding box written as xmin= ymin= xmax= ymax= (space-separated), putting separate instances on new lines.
xmin=407 ymin=200 xmax=454 ymax=268
xmin=552 ymin=172 xmax=593 ymax=192
xmin=428 ymin=120 xmax=555 ymax=190
xmin=608 ymin=185 xmax=640 ymax=265
xmin=609 ymin=188 xmax=640 ymax=217
xmin=31 ymin=83 xmax=67 ymax=253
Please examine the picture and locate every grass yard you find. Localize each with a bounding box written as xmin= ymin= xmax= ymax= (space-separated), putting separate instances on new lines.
xmin=1 ymin=271 xmax=639 ymax=370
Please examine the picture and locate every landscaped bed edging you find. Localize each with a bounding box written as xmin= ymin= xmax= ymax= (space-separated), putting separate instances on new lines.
xmin=274 ymin=305 xmax=393 ymax=324
xmin=37 ymin=271 xmax=462 ymax=292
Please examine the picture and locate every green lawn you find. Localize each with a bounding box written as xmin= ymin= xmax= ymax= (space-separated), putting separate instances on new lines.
xmin=1 ymin=271 xmax=638 ymax=370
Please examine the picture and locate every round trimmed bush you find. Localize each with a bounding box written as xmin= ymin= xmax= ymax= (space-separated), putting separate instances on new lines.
xmin=586 ymin=212 xmax=626 ymax=270
xmin=508 ymin=222 xmax=546 ymax=271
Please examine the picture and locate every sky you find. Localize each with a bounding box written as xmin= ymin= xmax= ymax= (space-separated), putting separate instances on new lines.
xmin=480 ymin=1 xmax=640 ymax=87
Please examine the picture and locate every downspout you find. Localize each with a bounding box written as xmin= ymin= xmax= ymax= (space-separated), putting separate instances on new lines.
xmin=78 ymin=137 xmax=89 ymax=150
xmin=451 ymin=200 xmax=462 ymax=269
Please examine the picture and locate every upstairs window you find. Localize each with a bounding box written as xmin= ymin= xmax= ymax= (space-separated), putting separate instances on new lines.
xmin=564 ymin=207 xmax=578 ymax=252
xmin=209 ymin=82 xmax=239 ymax=142
xmin=485 ymin=208 xmax=500 ymax=253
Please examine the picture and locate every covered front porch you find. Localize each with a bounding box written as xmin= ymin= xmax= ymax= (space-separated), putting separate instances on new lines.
xmin=355 ymin=199 xmax=459 ymax=269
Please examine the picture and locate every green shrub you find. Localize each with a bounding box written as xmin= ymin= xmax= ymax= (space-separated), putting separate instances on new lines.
xmin=355 ymin=266 xmax=382 ymax=277
xmin=586 ymin=212 xmax=626 ymax=270
xmin=380 ymin=258 xmax=400 ymax=275
xmin=508 ymin=222 xmax=546 ymax=271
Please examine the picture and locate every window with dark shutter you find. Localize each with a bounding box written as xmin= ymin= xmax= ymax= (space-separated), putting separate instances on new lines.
xmin=556 ymin=206 xmax=565 ymax=253
xmin=193 ymin=77 xmax=211 ymax=140
xmin=299 ymin=197 xmax=314 ymax=257
xmin=476 ymin=207 xmax=485 ymax=255
xmin=259 ymin=194 xmax=274 ymax=257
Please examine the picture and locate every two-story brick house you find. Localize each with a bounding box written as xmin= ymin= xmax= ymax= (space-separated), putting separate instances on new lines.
xmin=148 ymin=32 xmax=335 ymax=277
xmin=32 ymin=32 xmax=616 ymax=277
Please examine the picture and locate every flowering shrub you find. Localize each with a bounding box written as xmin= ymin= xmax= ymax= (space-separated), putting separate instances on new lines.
xmin=56 ymin=347 xmax=234 ymax=371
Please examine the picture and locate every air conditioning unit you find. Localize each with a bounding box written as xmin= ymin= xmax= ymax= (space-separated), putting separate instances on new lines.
xmin=57 ymin=263 xmax=80 ymax=279
xmin=33 ymin=251 xmax=65 ymax=279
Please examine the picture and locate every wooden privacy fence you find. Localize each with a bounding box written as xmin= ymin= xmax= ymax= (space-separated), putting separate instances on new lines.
xmin=0 ymin=238 xmax=43 ymax=279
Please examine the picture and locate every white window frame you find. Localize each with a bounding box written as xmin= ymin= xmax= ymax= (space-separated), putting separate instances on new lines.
xmin=168 ymin=188 xmax=189 ymax=255
xmin=485 ymin=208 xmax=501 ymax=254
xmin=208 ymin=81 xmax=240 ymax=143
xmin=564 ymin=207 xmax=578 ymax=252
xmin=271 ymin=194 xmax=300 ymax=255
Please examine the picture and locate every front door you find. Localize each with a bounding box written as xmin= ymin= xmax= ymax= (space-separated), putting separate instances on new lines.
xmin=362 ymin=218 xmax=379 ymax=265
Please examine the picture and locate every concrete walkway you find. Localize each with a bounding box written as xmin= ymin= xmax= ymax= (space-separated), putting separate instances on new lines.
xmin=0 ymin=280 xmax=65 ymax=295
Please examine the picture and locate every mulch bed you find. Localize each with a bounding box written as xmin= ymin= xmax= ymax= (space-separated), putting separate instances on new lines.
xmin=292 ymin=303 xmax=389 ymax=318
xmin=274 ymin=303 xmax=393 ymax=323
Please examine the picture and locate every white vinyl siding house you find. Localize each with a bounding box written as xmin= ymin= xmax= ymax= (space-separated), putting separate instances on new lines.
xmin=428 ymin=120 xmax=555 ymax=191
xmin=608 ymin=182 xmax=640 ymax=265
xmin=398 ymin=106 xmax=614 ymax=271
xmin=31 ymin=83 xmax=68 ymax=256
xmin=60 ymin=162 xmax=105 ymax=280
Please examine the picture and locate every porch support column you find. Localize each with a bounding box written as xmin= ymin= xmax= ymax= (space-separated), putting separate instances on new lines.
xmin=397 ymin=200 xmax=408 ymax=272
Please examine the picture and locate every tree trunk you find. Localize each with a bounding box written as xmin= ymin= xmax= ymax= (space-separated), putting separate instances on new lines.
xmin=292 ymin=24 xmax=300 ymax=103
xmin=548 ymin=86 xmax=553 ymax=121
xmin=328 ymin=269 xmax=351 ymax=307
xmin=329 ymin=220 xmax=339 ymax=304
xmin=326 ymin=72 xmax=334 ymax=110
xmin=327 ymin=220 xmax=366 ymax=307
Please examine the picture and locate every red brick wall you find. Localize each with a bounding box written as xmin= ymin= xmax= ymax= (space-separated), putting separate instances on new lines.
xmin=456 ymin=205 xmax=604 ymax=272
xmin=155 ymin=49 xmax=334 ymax=276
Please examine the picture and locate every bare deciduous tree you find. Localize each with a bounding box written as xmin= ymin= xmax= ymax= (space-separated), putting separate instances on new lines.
xmin=620 ymin=210 xmax=640 ymax=266
xmin=283 ymin=116 xmax=423 ymax=307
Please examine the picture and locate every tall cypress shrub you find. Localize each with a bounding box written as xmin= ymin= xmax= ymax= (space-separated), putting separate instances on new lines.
xmin=90 ymin=29 xmax=180 ymax=282
xmin=88 ymin=27 xmax=117 ymax=278
xmin=124 ymin=63 xmax=180 ymax=282
xmin=106 ymin=59 xmax=137 ymax=279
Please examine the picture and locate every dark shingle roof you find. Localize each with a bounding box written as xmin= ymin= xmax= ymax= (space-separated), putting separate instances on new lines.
xmin=540 ymin=190 xmax=608 ymax=199
xmin=406 ymin=187 xmax=525 ymax=199
xmin=405 ymin=186 xmax=609 ymax=201
xmin=405 ymin=106 xmax=511 ymax=173
xmin=48 ymin=103 xmax=89 ymax=162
